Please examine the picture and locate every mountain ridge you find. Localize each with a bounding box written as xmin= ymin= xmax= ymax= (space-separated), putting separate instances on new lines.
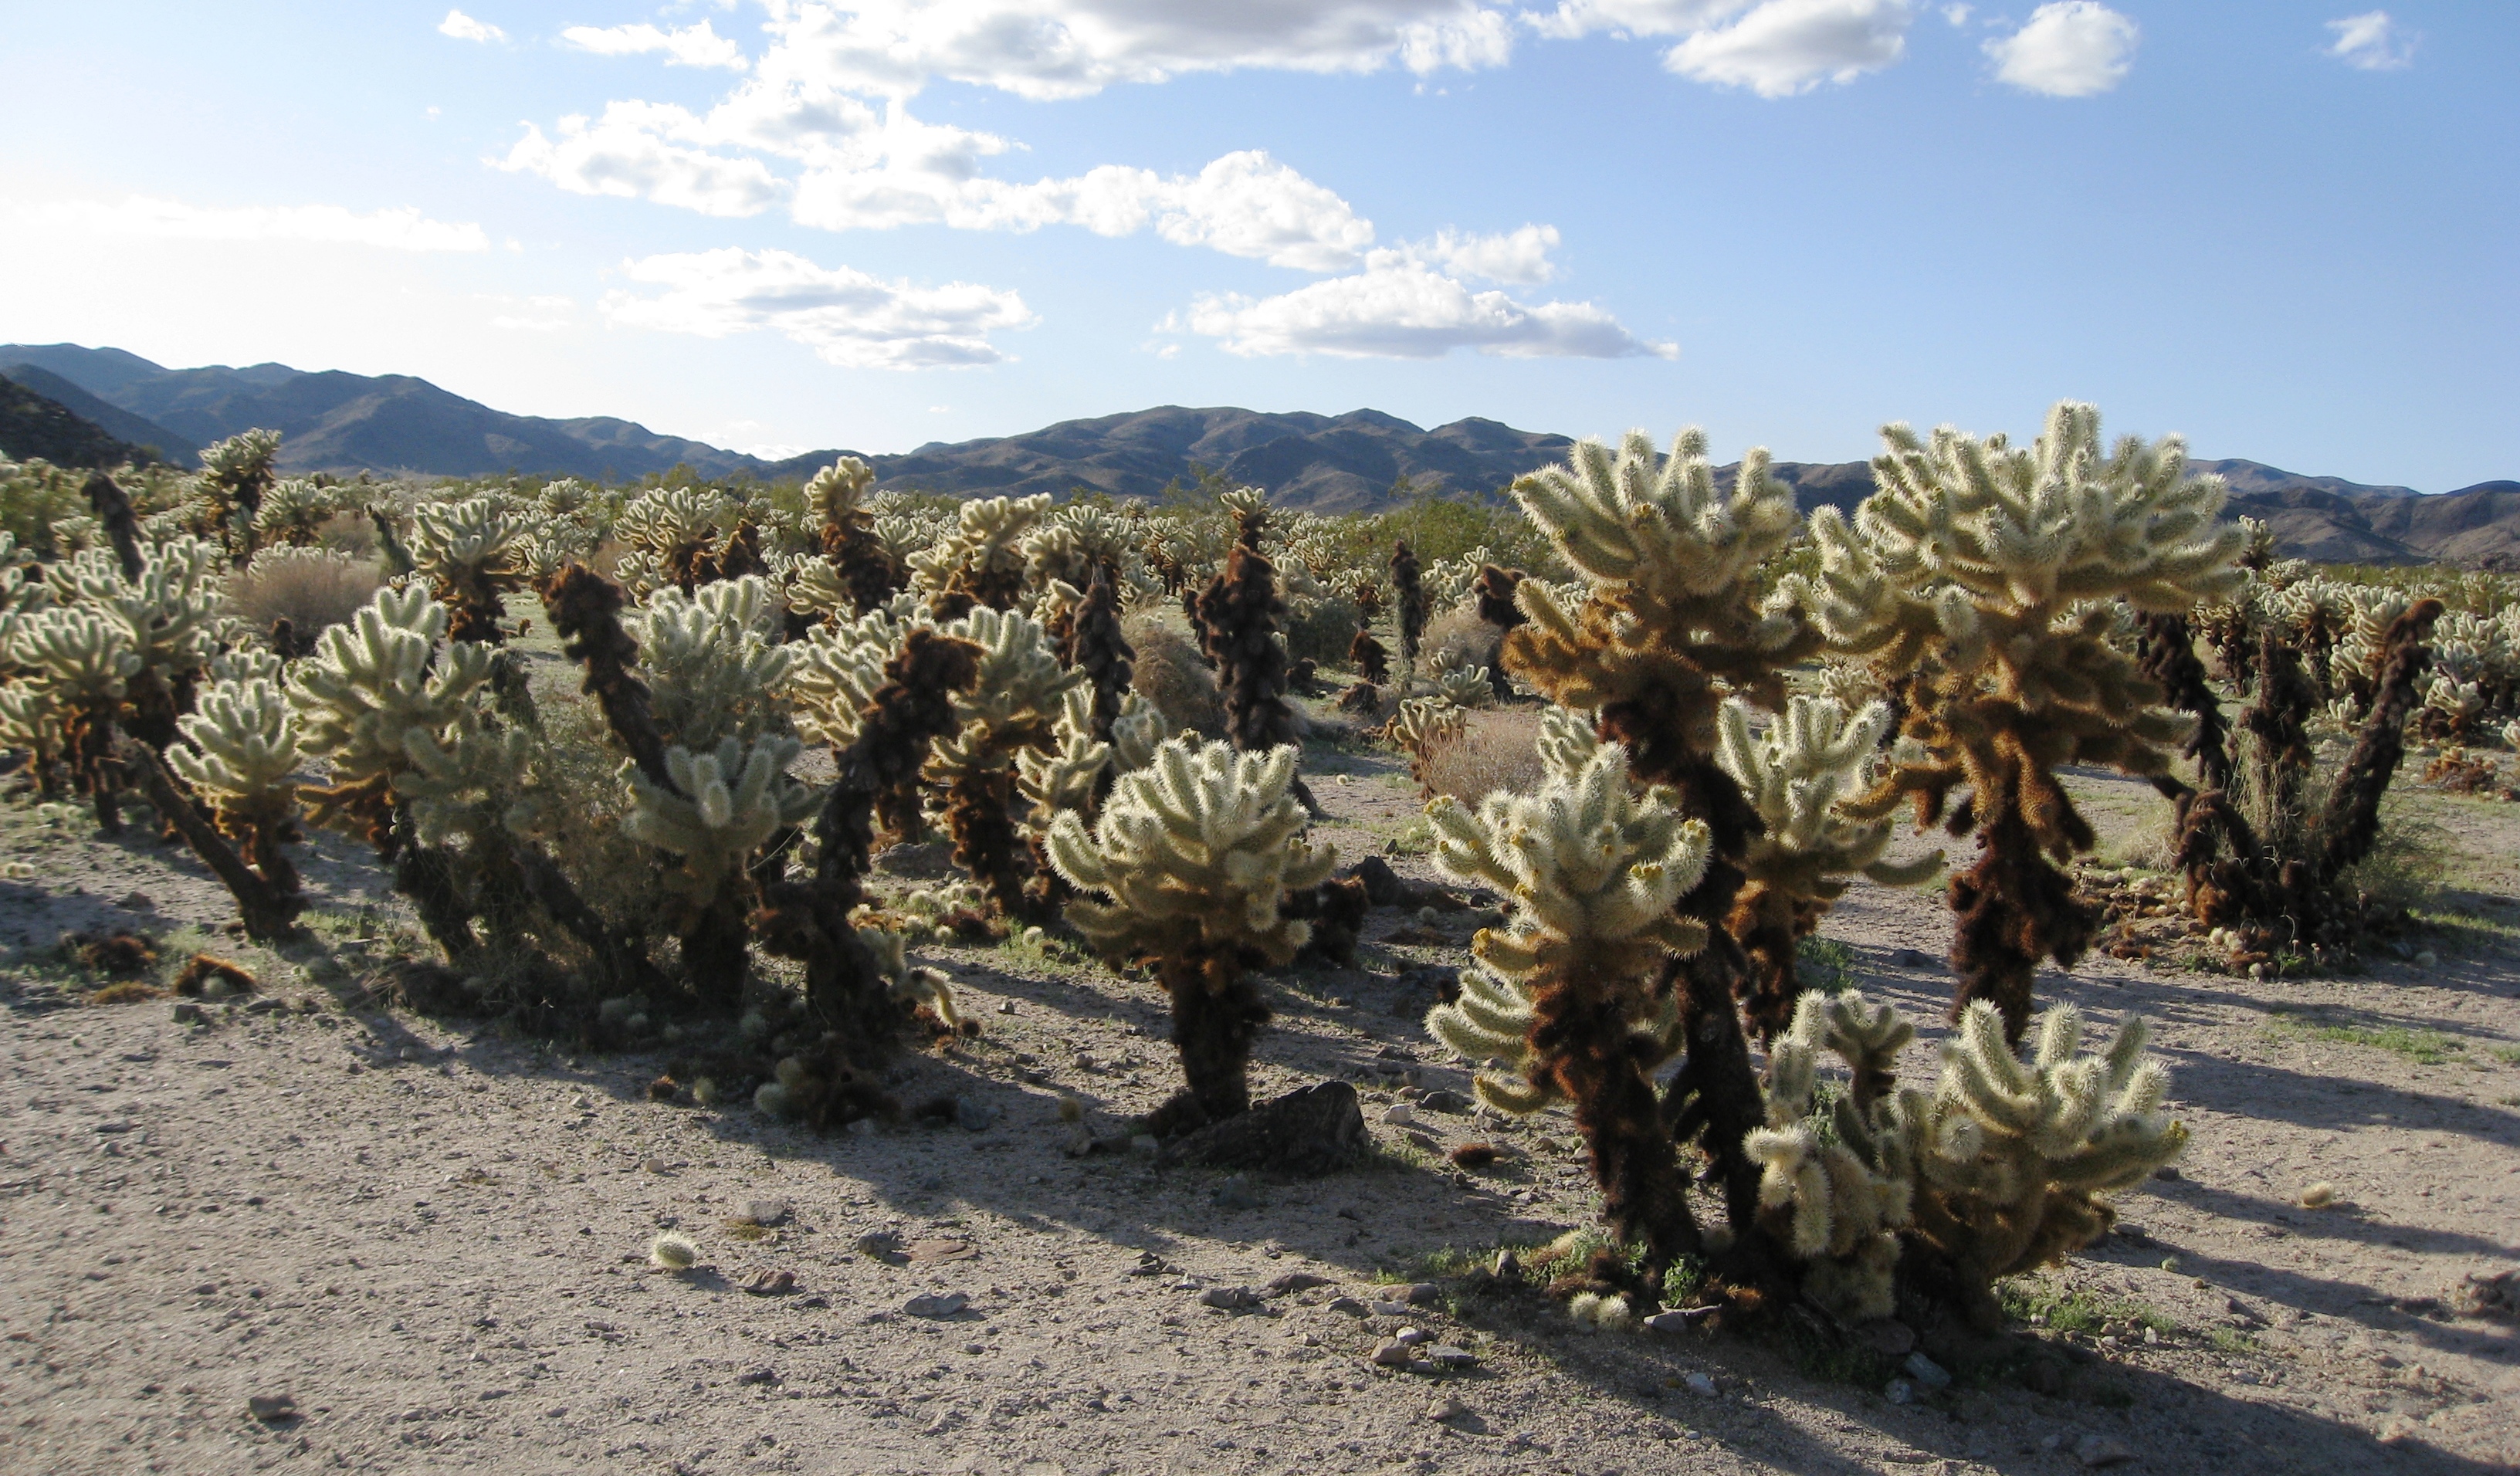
xmin=5 ymin=342 xmax=2512 ymax=565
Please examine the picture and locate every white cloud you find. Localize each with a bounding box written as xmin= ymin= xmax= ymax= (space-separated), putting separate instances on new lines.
xmin=751 ymin=0 xmax=1519 ymax=102
xmin=1984 ymin=2 xmax=2137 ymax=96
xmin=31 ymin=196 xmax=491 ymax=252
xmin=499 ymin=103 xmax=791 ymax=217
xmin=562 ymin=20 xmax=749 ymax=70
xmin=2325 ymin=12 xmax=2416 ymax=71
xmin=1522 ymin=2 xmax=1743 ymax=42
xmin=1662 ymin=0 xmax=1910 ymax=97
xmin=1180 ymin=256 xmax=1672 ymax=360
xmin=1941 ymin=4 xmax=1970 ymax=24
xmin=601 ymin=246 xmax=1037 ymax=368
xmin=439 ymin=8 xmax=504 ymax=43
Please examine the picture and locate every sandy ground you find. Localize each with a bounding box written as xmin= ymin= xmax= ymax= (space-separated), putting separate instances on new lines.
xmin=2 ymin=736 xmax=2517 ymax=1476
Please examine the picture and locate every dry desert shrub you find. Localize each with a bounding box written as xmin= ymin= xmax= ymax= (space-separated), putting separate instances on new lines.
xmin=313 ymin=512 xmax=377 ymax=560
xmin=1421 ymin=706 xmax=1546 ymax=804
xmin=1122 ymin=609 xmax=1224 ymax=736
xmin=1424 ymin=603 xmax=1503 ymax=682
xmin=227 ymin=547 xmax=382 ymax=642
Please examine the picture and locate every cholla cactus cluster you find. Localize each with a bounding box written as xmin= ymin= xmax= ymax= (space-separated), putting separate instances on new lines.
xmin=1809 ymin=403 xmax=2244 ymax=1039
xmin=1422 ymin=719 xmax=1711 ymax=1278
xmin=1048 ymin=738 xmax=1335 ymax=1129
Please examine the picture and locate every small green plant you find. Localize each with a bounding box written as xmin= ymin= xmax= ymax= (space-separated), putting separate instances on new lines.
xmin=2207 ymin=1325 xmax=2259 ymax=1357
xmin=2263 ymin=1008 xmax=2463 ymax=1065
xmin=2000 ymin=1278 xmax=2176 ymax=1336
xmin=1795 ymin=935 xmax=1856 ymax=995
xmin=2486 ymin=1044 xmax=2520 ymax=1067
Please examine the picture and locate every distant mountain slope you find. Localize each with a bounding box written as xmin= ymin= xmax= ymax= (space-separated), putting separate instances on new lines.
xmin=0 ymin=375 xmax=151 ymax=469
xmin=6 ymin=343 xmax=2511 ymax=563
xmin=865 ymin=405 xmax=1577 ymax=513
xmin=2 ymin=344 xmax=822 ymax=483
xmin=0 ymin=364 xmax=197 ymax=466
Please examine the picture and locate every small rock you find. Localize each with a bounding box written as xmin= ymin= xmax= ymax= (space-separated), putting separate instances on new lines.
xmin=1682 ymin=1372 xmax=1717 ymax=1396
xmin=1061 ymin=1126 xmax=1095 ymax=1157
xmin=244 ymin=997 xmax=286 ymax=1016
xmin=1405 ymin=1129 xmax=1441 ymax=1153
xmin=845 ymin=1117 xmax=877 ymax=1138
xmin=2299 ymin=1181 xmax=2336 ymax=1209
xmin=1369 ymin=1299 xmax=1415 ymax=1317
xmin=1862 ymin=1319 xmax=1919 ymax=1356
xmin=1893 ymin=948 xmax=1932 ymax=968
xmin=246 ymin=1393 xmax=298 ymax=1423
xmin=1884 ymin=1379 xmax=1914 ymax=1405
xmin=1370 ymin=1339 xmax=1414 ymax=1368
xmin=1263 ymin=1271 xmax=1335 ymax=1297
xmin=1901 ymin=1351 xmax=1952 ymax=1390
xmin=2413 ymin=950 xmax=2437 ymax=968
xmin=1425 ymin=1396 xmax=1468 ymax=1423
xmin=1422 ymin=1344 xmax=1476 ymax=1370
xmin=855 ymin=1230 xmax=905 ymax=1261
xmin=904 ymin=1292 xmax=970 ymax=1319
xmin=737 ymin=1198 xmax=791 ymax=1226
xmin=956 ymin=1097 xmax=1001 ymax=1132
xmin=638 ymin=1156 xmax=667 ymax=1174
xmin=1199 ymin=1286 xmax=1259 ymax=1312
xmin=2075 ymin=1434 xmax=2136 ymax=1467
xmin=1327 ymin=1296 xmax=1369 ymax=1317
xmin=740 ymin=1269 xmax=797 ymax=1296
xmin=1380 ymin=1103 xmax=1418 ymax=1127
xmin=735 ymin=1366 xmax=780 ymax=1386
xmin=1394 ymin=1327 xmax=1433 ymax=1347
xmin=2375 ymin=1417 xmax=2417 ymax=1447
xmin=2152 ymin=1165 xmax=2181 ymax=1182
xmin=1128 ymin=1134 xmax=1159 ymax=1155
xmin=119 ymin=891 xmax=155 ymax=910
xmin=171 ymin=1001 xmax=205 ymax=1024
xmin=1492 ymin=1249 xmax=1522 ymax=1280
xmin=1641 ymin=1308 xmax=1706 ymax=1333
xmin=1418 ymin=1089 xmax=1471 ymax=1115
xmin=1212 ymin=1175 xmax=1268 ymax=1210
xmin=995 ymin=1000 xmax=1017 ymax=1015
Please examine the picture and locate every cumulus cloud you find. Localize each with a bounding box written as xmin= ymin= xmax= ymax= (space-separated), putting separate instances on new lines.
xmin=601 ymin=246 xmax=1037 ymax=368
xmin=439 ymin=8 xmax=504 ymax=43
xmin=1983 ymin=2 xmax=2137 ymax=96
xmin=561 ymin=20 xmax=748 ymax=70
xmin=2325 ymin=12 xmax=2416 ymax=71
xmin=32 ymin=196 xmax=491 ymax=252
xmin=500 ymin=103 xmax=791 ymax=217
xmin=1662 ymin=0 xmax=1911 ymax=97
xmin=752 ymin=0 xmax=1519 ymax=101
xmin=1180 ymin=256 xmax=1671 ymax=360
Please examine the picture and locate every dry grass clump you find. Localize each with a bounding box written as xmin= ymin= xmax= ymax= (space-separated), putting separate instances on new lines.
xmin=313 ymin=512 xmax=378 ymax=560
xmin=1420 ymin=707 xmax=1546 ymax=804
xmin=228 ymin=547 xmax=382 ymax=641
xmin=1424 ymin=604 xmax=1502 ymax=682
xmin=1122 ymin=609 xmax=1224 ymax=736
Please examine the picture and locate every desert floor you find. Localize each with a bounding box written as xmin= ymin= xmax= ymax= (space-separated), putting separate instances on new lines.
xmin=3 ymin=720 xmax=2517 ymax=1476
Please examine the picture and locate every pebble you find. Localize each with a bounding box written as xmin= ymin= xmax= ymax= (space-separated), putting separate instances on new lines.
xmin=1263 ymin=1271 xmax=1335 ymax=1297
xmin=1902 ymin=1351 xmax=1953 ymax=1390
xmin=1327 ymin=1296 xmax=1369 ymax=1317
xmin=738 ymin=1198 xmax=791 ymax=1226
xmin=1682 ymin=1372 xmax=1717 ymax=1396
xmin=638 ymin=1156 xmax=667 ymax=1174
xmin=1422 ymin=1345 xmax=1476 ymax=1370
xmin=1370 ymin=1339 xmax=1414 ymax=1367
xmin=171 ymin=1001 xmax=204 ymax=1024
xmin=1863 ymin=1319 xmax=1919 ymax=1356
xmin=1425 ymin=1396 xmax=1468 ymax=1423
xmin=1405 ymin=1129 xmax=1441 ymax=1153
xmin=2152 ymin=1165 xmax=2182 ymax=1181
xmin=740 ymin=1269 xmax=797 ymax=1296
xmin=1393 ymin=1326 xmax=1432 ymax=1347
xmin=956 ymin=1097 xmax=1001 ymax=1132
xmin=119 ymin=891 xmax=154 ymax=909
xmin=1198 ymin=1286 xmax=1259 ymax=1312
xmin=1128 ymin=1134 xmax=1159 ymax=1155
xmin=733 ymin=1366 xmax=779 ymax=1386
xmin=1641 ymin=1308 xmax=1703 ymax=1333
xmin=1212 ymin=1175 xmax=1268 ymax=1210
xmin=1403 ymin=1281 xmax=1442 ymax=1305
xmin=1380 ymin=1103 xmax=1417 ymax=1126
xmin=246 ymin=1393 xmax=298 ymax=1423
xmin=904 ymin=1292 xmax=970 ymax=1319
xmin=2075 ymin=1434 xmax=2136 ymax=1467
xmin=855 ymin=1230 xmax=905 ymax=1261
xmin=1884 ymin=1378 xmax=1914 ymax=1405
xmin=1369 ymin=1299 xmax=1415 ymax=1317
xmin=845 ymin=1118 xmax=877 ymax=1138
xmin=1418 ymin=1089 xmax=1471 ymax=1114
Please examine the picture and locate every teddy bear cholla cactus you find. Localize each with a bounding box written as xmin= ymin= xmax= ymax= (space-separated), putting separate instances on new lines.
xmin=1501 ymin=427 xmax=1819 ymax=1245
xmin=912 ymin=493 xmax=1049 ymax=618
xmin=1716 ymin=696 xmax=1941 ymax=1038
xmin=638 ymin=576 xmax=797 ymax=750
xmin=195 ymin=428 xmax=281 ymax=566
xmin=1048 ymin=738 xmax=1335 ymax=1132
xmin=1421 ymin=722 xmax=1713 ymax=1281
xmin=155 ymin=676 xmax=307 ymax=937
xmin=928 ymin=605 xmax=1084 ymax=918
xmin=410 ymin=496 xmax=530 ymax=644
xmin=1809 ymin=402 xmax=2244 ymax=1041
xmin=1743 ymin=990 xmax=1918 ymax=1321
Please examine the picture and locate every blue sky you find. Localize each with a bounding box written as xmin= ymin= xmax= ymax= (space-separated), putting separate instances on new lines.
xmin=3 ymin=2 xmax=2512 ymax=488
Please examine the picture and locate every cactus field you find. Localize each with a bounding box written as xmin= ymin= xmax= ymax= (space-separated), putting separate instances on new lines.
xmin=3 ymin=412 xmax=2518 ymax=1474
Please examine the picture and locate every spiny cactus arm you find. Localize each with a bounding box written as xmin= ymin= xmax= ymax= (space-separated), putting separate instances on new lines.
xmin=168 ymin=677 xmax=300 ymax=808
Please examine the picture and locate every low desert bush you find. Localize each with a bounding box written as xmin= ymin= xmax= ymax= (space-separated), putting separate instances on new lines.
xmin=313 ymin=512 xmax=378 ymax=560
xmin=1419 ymin=707 xmax=1545 ymax=804
xmin=227 ymin=547 xmax=382 ymax=640
xmin=1123 ymin=609 xmax=1224 ymax=736
xmin=1424 ymin=603 xmax=1502 ymax=683
xmin=1285 ymin=589 xmax=1363 ymax=666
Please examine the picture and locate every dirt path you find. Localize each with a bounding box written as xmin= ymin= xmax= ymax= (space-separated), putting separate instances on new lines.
xmin=2 ymin=746 xmax=2515 ymax=1475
